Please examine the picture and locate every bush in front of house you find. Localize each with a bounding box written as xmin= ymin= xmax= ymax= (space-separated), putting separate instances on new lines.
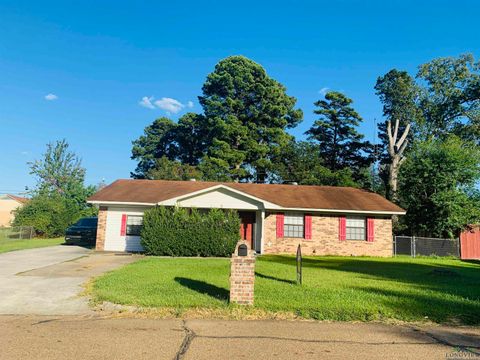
xmin=141 ymin=206 xmax=241 ymax=257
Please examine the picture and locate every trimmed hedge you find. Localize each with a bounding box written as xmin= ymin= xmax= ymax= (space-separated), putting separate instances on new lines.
xmin=141 ymin=206 xmax=241 ymax=257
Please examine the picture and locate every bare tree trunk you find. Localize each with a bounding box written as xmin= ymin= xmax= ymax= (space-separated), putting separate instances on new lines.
xmin=386 ymin=118 xmax=410 ymax=202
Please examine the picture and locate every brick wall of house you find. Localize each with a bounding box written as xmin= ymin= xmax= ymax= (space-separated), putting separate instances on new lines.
xmin=263 ymin=212 xmax=393 ymax=257
xmin=95 ymin=206 xmax=108 ymax=251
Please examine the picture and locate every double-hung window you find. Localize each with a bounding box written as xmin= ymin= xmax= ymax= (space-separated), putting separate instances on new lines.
xmin=284 ymin=213 xmax=304 ymax=238
xmin=126 ymin=215 xmax=143 ymax=236
xmin=346 ymin=216 xmax=366 ymax=240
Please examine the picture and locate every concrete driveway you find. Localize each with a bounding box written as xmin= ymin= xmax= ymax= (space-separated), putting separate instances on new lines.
xmin=0 ymin=245 xmax=139 ymax=315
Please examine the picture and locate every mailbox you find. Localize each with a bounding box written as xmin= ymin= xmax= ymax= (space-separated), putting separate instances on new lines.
xmin=238 ymin=244 xmax=248 ymax=256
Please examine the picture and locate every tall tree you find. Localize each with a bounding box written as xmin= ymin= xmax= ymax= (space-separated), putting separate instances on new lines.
xmin=14 ymin=139 xmax=96 ymax=236
xmin=416 ymin=54 xmax=480 ymax=140
xmin=146 ymin=156 xmax=203 ymax=181
xmin=131 ymin=117 xmax=178 ymax=178
xmin=374 ymin=69 xmax=421 ymax=201
xmin=399 ymin=136 xmax=480 ymax=238
xmin=271 ymin=141 xmax=358 ymax=186
xmin=175 ymin=113 xmax=210 ymax=165
xmin=131 ymin=113 xmax=209 ymax=179
xmin=199 ymin=55 xmax=303 ymax=182
xmin=28 ymin=139 xmax=94 ymax=202
xmin=306 ymin=91 xmax=372 ymax=181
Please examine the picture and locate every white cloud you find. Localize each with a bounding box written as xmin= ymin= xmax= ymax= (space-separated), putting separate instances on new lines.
xmin=139 ymin=96 xmax=155 ymax=109
xmin=139 ymin=96 xmax=192 ymax=114
xmin=318 ymin=87 xmax=329 ymax=96
xmin=154 ymin=97 xmax=185 ymax=114
xmin=20 ymin=151 xmax=30 ymax=156
xmin=44 ymin=93 xmax=58 ymax=101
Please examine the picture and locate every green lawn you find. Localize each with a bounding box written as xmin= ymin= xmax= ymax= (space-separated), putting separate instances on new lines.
xmin=0 ymin=237 xmax=65 ymax=254
xmin=92 ymin=255 xmax=480 ymax=325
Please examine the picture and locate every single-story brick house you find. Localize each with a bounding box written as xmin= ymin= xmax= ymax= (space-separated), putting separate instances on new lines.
xmin=87 ymin=179 xmax=405 ymax=256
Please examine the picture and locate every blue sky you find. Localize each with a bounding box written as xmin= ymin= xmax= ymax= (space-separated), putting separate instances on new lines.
xmin=1 ymin=0 xmax=479 ymax=194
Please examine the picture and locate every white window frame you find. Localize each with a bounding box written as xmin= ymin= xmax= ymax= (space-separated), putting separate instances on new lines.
xmin=284 ymin=212 xmax=304 ymax=238
xmin=126 ymin=215 xmax=143 ymax=236
xmin=346 ymin=216 xmax=366 ymax=241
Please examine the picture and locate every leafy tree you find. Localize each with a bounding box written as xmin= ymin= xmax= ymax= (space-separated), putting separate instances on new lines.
xmin=131 ymin=113 xmax=211 ymax=178
xmin=398 ymin=136 xmax=480 ymax=238
xmin=13 ymin=139 xmax=96 ymax=236
xmin=146 ymin=156 xmax=203 ymax=181
xmin=271 ymin=141 xmax=357 ymax=186
xmin=175 ymin=113 xmax=210 ymax=165
xmin=131 ymin=117 xmax=178 ymax=178
xmin=306 ymin=91 xmax=372 ymax=183
xmin=416 ymin=54 xmax=480 ymax=140
xmin=199 ymin=55 xmax=303 ymax=182
xmin=13 ymin=193 xmax=85 ymax=237
xmin=374 ymin=69 xmax=421 ymax=201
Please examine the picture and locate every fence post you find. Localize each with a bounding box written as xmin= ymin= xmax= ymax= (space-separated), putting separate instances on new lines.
xmin=393 ymin=236 xmax=396 ymax=256
xmin=412 ymin=236 xmax=416 ymax=258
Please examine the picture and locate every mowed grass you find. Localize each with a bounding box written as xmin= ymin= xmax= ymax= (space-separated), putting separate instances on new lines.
xmin=92 ymin=255 xmax=480 ymax=325
xmin=0 ymin=237 xmax=65 ymax=254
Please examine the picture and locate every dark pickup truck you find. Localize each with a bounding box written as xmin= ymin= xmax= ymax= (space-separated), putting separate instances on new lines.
xmin=65 ymin=217 xmax=98 ymax=245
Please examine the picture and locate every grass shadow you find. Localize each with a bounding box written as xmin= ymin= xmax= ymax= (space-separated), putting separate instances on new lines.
xmin=255 ymin=271 xmax=296 ymax=285
xmin=175 ymin=277 xmax=229 ymax=301
xmin=355 ymin=285 xmax=480 ymax=325
xmin=260 ymin=255 xmax=480 ymax=300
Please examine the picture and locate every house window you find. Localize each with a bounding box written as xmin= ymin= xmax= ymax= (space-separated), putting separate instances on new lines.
xmin=284 ymin=213 xmax=304 ymax=238
xmin=126 ymin=215 xmax=143 ymax=236
xmin=346 ymin=216 xmax=366 ymax=240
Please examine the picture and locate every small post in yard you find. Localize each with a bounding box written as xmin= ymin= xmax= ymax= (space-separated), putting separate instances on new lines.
xmin=412 ymin=236 xmax=416 ymax=258
xmin=296 ymin=244 xmax=302 ymax=285
xmin=230 ymin=240 xmax=256 ymax=306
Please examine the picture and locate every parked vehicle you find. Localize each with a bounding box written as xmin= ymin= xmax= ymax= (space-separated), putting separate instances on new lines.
xmin=65 ymin=217 xmax=98 ymax=245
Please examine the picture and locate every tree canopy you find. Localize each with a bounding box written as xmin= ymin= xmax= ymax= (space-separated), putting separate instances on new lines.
xmin=129 ymin=53 xmax=480 ymax=238
xmin=306 ymin=91 xmax=373 ymax=183
xmin=199 ymin=56 xmax=303 ymax=182
xmin=13 ymin=140 xmax=97 ymax=237
xmin=416 ymin=54 xmax=480 ymax=140
xmin=132 ymin=56 xmax=302 ymax=182
xmin=399 ymin=136 xmax=480 ymax=238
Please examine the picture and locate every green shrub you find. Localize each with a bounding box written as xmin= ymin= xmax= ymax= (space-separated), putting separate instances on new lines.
xmin=13 ymin=193 xmax=97 ymax=238
xmin=141 ymin=206 xmax=241 ymax=257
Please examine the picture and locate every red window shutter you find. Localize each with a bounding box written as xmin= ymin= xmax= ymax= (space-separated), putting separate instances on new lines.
xmin=120 ymin=214 xmax=127 ymax=236
xmin=339 ymin=216 xmax=346 ymax=241
xmin=276 ymin=213 xmax=284 ymax=238
xmin=304 ymin=214 xmax=312 ymax=240
xmin=367 ymin=218 xmax=375 ymax=242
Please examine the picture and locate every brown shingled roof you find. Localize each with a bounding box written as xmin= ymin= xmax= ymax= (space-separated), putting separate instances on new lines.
xmin=88 ymin=179 xmax=404 ymax=214
xmin=7 ymin=194 xmax=29 ymax=204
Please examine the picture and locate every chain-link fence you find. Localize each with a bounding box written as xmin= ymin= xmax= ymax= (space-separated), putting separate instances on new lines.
xmin=393 ymin=236 xmax=460 ymax=257
xmin=0 ymin=226 xmax=34 ymax=242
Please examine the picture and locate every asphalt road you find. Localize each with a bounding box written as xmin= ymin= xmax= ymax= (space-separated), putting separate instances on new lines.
xmin=1 ymin=316 xmax=479 ymax=360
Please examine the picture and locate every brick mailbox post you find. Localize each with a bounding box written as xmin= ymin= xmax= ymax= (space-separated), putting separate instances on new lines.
xmin=230 ymin=240 xmax=256 ymax=305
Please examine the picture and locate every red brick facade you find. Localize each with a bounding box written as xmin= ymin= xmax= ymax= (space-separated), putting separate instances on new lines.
xmin=262 ymin=213 xmax=393 ymax=257
xmin=95 ymin=206 xmax=108 ymax=251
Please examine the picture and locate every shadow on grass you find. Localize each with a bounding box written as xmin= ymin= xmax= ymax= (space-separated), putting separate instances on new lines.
xmin=355 ymin=285 xmax=480 ymax=325
xmin=255 ymin=271 xmax=296 ymax=285
xmin=260 ymin=255 xmax=480 ymax=303
xmin=175 ymin=277 xmax=229 ymax=301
